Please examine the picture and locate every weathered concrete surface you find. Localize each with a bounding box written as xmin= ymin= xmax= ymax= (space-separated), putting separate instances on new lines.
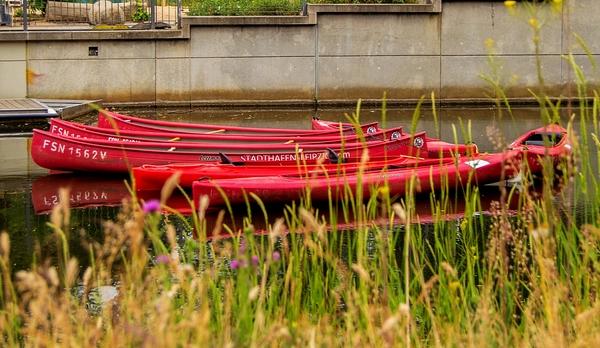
xmin=156 ymin=40 xmax=190 ymax=58
xmin=27 ymin=59 xmax=155 ymax=101
xmin=27 ymin=41 xmax=155 ymax=60
xmin=190 ymin=57 xmax=314 ymax=100
xmin=560 ymin=54 xmax=600 ymax=97
xmin=318 ymin=56 xmax=440 ymax=100
xmin=0 ymin=1 xmax=594 ymax=104
xmin=190 ymin=26 xmax=315 ymax=57
xmin=441 ymin=2 xmax=562 ymax=55
xmin=26 ymin=41 xmax=156 ymax=101
xmin=0 ymin=42 xmax=26 ymax=98
xmin=318 ymin=14 xmax=440 ymax=56
xmin=441 ymin=55 xmax=563 ymax=99
xmin=564 ymin=0 xmax=600 ymax=54
xmin=156 ymin=58 xmax=190 ymax=102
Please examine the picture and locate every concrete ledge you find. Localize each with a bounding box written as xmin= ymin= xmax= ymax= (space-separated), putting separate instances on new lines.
xmin=103 ymin=96 xmax=580 ymax=109
xmin=0 ymin=29 xmax=185 ymax=41
xmin=182 ymin=16 xmax=311 ymax=26
xmin=104 ymin=99 xmax=318 ymax=109
xmin=307 ymin=2 xmax=440 ymax=15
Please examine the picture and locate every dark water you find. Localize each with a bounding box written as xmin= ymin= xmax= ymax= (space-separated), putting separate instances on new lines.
xmin=0 ymin=106 xmax=592 ymax=271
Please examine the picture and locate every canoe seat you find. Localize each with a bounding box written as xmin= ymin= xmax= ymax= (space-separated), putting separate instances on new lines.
xmin=525 ymin=140 xmax=548 ymax=146
xmin=523 ymin=132 xmax=563 ymax=147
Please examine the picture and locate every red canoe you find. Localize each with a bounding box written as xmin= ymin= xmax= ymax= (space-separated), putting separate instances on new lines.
xmin=192 ymin=125 xmax=571 ymax=206
xmin=49 ymin=118 xmax=401 ymax=145
xmin=132 ymin=156 xmax=453 ymax=191
xmin=312 ymin=118 xmax=372 ymax=131
xmin=311 ymin=118 xmax=478 ymax=157
xmin=31 ymin=128 xmax=428 ymax=173
xmin=94 ymin=111 xmax=476 ymax=157
xmin=97 ymin=110 xmax=381 ymax=136
xmin=193 ymin=151 xmax=521 ymax=206
xmin=508 ymin=123 xmax=571 ymax=171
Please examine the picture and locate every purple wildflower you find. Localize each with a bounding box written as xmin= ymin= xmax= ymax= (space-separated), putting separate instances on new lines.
xmin=230 ymin=259 xmax=240 ymax=270
xmin=239 ymin=240 xmax=246 ymax=253
xmin=142 ymin=199 xmax=161 ymax=213
xmin=251 ymin=255 xmax=259 ymax=266
xmin=272 ymin=251 xmax=281 ymax=262
xmin=155 ymin=254 xmax=170 ymax=265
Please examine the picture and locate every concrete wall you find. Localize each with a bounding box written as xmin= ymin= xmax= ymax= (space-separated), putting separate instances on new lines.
xmin=0 ymin=0 xmax=598 ymax=104
xmin=0 ymin=42 xmax=27 ymax=98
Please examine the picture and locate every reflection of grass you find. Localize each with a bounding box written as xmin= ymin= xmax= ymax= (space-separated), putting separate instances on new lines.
xmin=2 ymin=3 xmax=600 ymax=347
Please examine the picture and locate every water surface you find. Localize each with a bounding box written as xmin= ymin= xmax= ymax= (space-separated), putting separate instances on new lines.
xmin=0 ymin=106 xmax=589 ymax=270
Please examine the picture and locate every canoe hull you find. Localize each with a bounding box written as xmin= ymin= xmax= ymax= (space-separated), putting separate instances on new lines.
xmin=133 ymin=157 xmax=455 ymax=191
xmin=311 ymin=118 xmax=478 ymax=157
xmin=31 ymin=129 xmax=425 ymax=173
xmin=192 ymin=151 xmax=522 ymax=207
xmin=191 ymin=124 xmax=573 ymax=207
xmin=98 ymin=110 xmax=381 ymax=136
xmin=49 ymin=118 xmax=400 ymax=145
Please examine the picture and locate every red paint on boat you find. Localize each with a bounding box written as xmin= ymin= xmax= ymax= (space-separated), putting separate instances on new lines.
xmin=193 ymin=150 xmax=521 ymax=206
xmin=49 ymin=118 xmax=401 ymax=145
xmin=132 ymin=156 xmax=452 ymax=191
xmin=311 ymin=118 xmax=478 ymax=157
xmin=97 ymin=110 xmax=381 ymax=136
xmin=191 ymin=125 xmax=572 ymax=207
xmin=31 ymin=128 xmax=427 ymax=173
xmin=508 ymin=123 xmax=571 ymax=171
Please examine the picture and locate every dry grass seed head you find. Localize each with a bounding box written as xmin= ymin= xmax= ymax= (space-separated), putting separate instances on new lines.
xmin=65 ymin=258 xmax=79 ymax=288
xmin=392 ymin=203 xmax=407 ymax=224
xmin=197 ymin=194 xmax=210 ymax=221
xmin=211 ymin=209 xmax=226 ymax=236
xmin=269 ymin=218 xmax=287 ymax=244
xmin=50 ymin=187 xmax=71 ymax=230
xmin=0 ymin=232 xmax=9 ymax=259
xmin=351 ymin=263 xmax=371 ymax=283
xmin=299 ymin=208 xmax=326 ymax=240
xmin=160 ymin=171 xmax=181 ymax=205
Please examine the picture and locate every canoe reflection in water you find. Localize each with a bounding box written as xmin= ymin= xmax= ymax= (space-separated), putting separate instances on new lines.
xmin=31 ymin=173 xmax=132 ymax=214
xmin=32 ymin=172 xmax=540 ymax=240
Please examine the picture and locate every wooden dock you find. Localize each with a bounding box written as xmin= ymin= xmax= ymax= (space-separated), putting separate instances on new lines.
xmin=0 ymin=98 xmax=100 ymax=121
xmin=0 ymin=98 xmax=57 ymax=120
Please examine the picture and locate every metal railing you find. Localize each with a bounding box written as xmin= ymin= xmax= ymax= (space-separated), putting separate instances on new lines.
xmin=0 ymin=0 xmax=182 ymax=30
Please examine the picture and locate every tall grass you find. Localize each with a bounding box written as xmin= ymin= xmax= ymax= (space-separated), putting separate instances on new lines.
xmin=1 ymin=1 xmax=600 ymax=347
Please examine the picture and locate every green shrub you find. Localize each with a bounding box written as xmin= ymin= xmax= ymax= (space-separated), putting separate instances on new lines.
xmin=187 ymin=0 xmax=420 ymax=16
xmin=309 ymin=0 xmax=416 ymax=3
xmin=132 ymin=6 xmax=150 ymax=22
xmin=188 ymin=0 xmax=297 ymax=16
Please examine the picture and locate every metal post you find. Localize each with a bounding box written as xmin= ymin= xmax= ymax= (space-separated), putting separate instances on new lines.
xmin=177 ymin=0 xmax=181 ymax=29
xmin=21 ymin=0 xmax=27 ymax=30
xmin=150 ymin=0 xmax=155 ymax=29
xmin=302 ymin=0 xmax=307 ymax=16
